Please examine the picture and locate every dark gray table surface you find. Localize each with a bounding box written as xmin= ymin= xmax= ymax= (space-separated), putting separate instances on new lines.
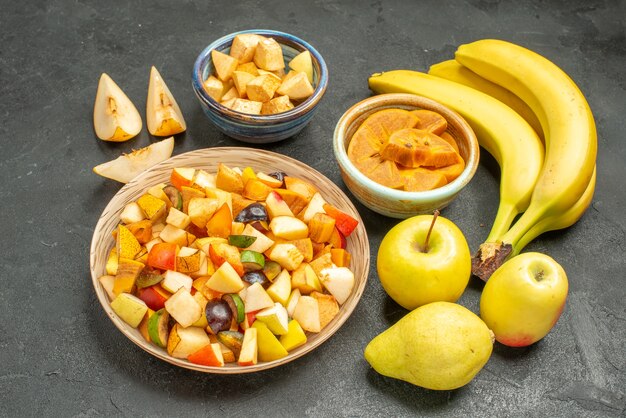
xmin=2 ymin=1 xmax=625 ymax=417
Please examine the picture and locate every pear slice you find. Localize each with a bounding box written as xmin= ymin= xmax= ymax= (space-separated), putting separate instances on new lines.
xmin=93 ymin=137 xmax=174 ymax=183
xmin=93 ymin=73 xmax=142 ymax=142
xmin=146 ymin=66 xmax=187 ymax=136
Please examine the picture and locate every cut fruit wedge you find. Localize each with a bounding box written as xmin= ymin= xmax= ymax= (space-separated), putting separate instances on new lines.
xmin=146 ymin=66 xmax=187 ymax=137
xmin=93 ymin=73 xmax=142 ymax=142
xmin=399 ymin=167 xmax=448 ymax=192
xmin=411 ymin=109 xmax=448 ymax=135
xmin=93 ymin=137 xmax=174 ymax=183
xmin=288 ymin=51 xmax=313 ymax=83
xmin=380 ymin=128 xmax=459 ymax=168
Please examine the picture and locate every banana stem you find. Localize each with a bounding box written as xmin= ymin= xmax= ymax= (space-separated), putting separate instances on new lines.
xmin=500 ymin=206 xmax=547 ymax=249
xmin=485 ymin=201 xmax=519 ymax=242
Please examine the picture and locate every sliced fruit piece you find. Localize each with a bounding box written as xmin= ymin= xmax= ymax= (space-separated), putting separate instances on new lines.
xmin=229 ymin=98 xmax=263 ymax=115
xmin=203 ymin=75 xmax=224 ymax=101
xmin=146 ymin=66 xmax=186 ymax=136
xmin=252 ymin=321 xmax=289 ymax=361
xmin=246 ymin=74 xmax=282 ymax=103
xmin=322 ymin=204 xmax=359 ymax=237
xmin=232 ymin=70 xmax=255 ymax=97
xmin=113 ymin=257 xmax=144 ymax=295
xmin=110 ymin=293 xmax=148 ymax=328
xmin=291 ymin=263 xmax=323 ymax=295
xmin=310 ymin=291 xmax=339 ymax=329
xmin=106 ymin=248 xmax=118 ymax=275
xmin=187 ymin=343 xmax=224 ymax=367
xmin=166 ymin=207 xmax=191 ymax=229
xmin=284 ymin=177 xmax=317 ymax=201
xmin=170 ymin=167 xmax=196 ymax=191
xmin=285 ymin=288 xmax=301 ymax=317
xmin=163 ymin=185 xmax=183 ymax=210
xmin=138 ymin=309 xmax=154 ymax=342
xmin=217 ymin=330 xmax=244 ymax=358
xmin=222 ymin=294 xmax=245 ymax=323
xmin=167 ymin=323 xmax=211 ymax=359
xmin=125 ymin=220 xmax=153 ymax=244
xmin=205 ymin=261 xmax=245 ymax=293
xmin=425 ymin=152 xmax=466 ymax=183
xmin=241 ymin=224 xmax=275 ymax=253
xmin=318 ymin=267 xmax=355 ymax=305
xmin=299 ymin=192 xmax=326 ymax=223
xmin=308 ymin=212 xmax=336 ymax=244
xmin=164 ymin=287 xmax=202 ymax=328
xmin=292 ymin=295 xmax=321 ymax=333
xmin=262 ymin=260 xmax=282 ymax=281
xmin=280 ymin=319 xmax=307 ymax=351
xmin=399 ymin=167 xmax=448 ymax=192
xmin=330 ymin=248 xmax=351 ymax=268
xmin=268 ymin=243 xmax=304 ymax=271
xmin=440 ymin=131 xmax=460 ymax=153
xmin=309 ymin=252 xmax=333 ymax=277
xmin=176 ymin=247 xmax=201 ymax=273
xmin=93 ymin=73 xmax=142 ymax=142
xmin=236 ymin=61 xmax=260 ymax=76
xmin=212 ymin=49 xmax=239 ymax=82
xmin=411 ymin=109 xmax=448 ymax=135
xmin=116 ymin=224 xmax=142 ymax=260
xmin=240 ymin=250 xmax=265 ymax=272
xmin=253 ymin=37 xmax=284 ymax=71
xmin=228 ymin=235 xmax=257 ymax=248
xmin=147 ymin=242 xmax=177 ymax=270
xmin=269 ymin=216 xmax=309 ymax=240
xmin=230 ymin=33 xmax=263 ymax=63
xmin=261 ymin=95 xmax=294 ymax=115
xmin=288 ymin=238 xmax=314 ymax=262
xmin=328 ymin=227 xmax=347 ymax=249
xmin=98 ymin=275 xmax=116 ymax=300
xmin=381 ymin=128 xmax=459 ymax=168
xmin=120 ymin=202 xmax=145 ymax=224
xmin=188 ymin=197 xmax=220 ymax=229
xmin=206 ymin=203 xmax=232 ymax=239
xmin=244 ymin=282 xmax=275 ymax=313
xmin=147 ymin=308 xmax=170 ymax=348
xmin=243 ymin=179 xmax=274 ymax=201
xmin=274 ymin=189 xmax=309 ymax=215
xmin=276 ymin=71 xmax=314 ymax=100
xmin=216 ymin=163 xmax=244 ymax=194
xmin=289 ymin=50 xmax=313 ymax=83
xmin=266 ymin=269 xmax=291 ymax=306
xmin=265 ymin=191 xmax=294 ymax=219
xmin=136 ymin=268 xmax=164 ymax=289
xmin=256 ymin=302 xmax=289 ymax=335
xmin=160 ymin=224 xmax=195 ymax=247
xmin=238 ymin=327 xmax=258 ymax=366
xmin=209 ymin=242 xmax=244 ymax=276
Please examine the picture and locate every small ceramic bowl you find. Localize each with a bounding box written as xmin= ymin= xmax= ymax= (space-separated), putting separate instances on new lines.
xmin=333 ymin=93 xmax=479 ymax=218
xmin=192 ymin=30 xmax=328 ymax=143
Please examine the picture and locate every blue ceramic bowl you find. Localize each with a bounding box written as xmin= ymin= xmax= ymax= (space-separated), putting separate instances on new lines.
xmin=192 ymin=30 xmax=328 ymax=143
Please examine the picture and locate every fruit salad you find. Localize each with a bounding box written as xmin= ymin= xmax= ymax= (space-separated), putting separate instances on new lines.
xmin=347 ymin=108 xmax=465 ymax=191
xmin=204 ymin=33 xmax=315 ymax=115
xmin=98 ymin=163 xmax=358 ymax=367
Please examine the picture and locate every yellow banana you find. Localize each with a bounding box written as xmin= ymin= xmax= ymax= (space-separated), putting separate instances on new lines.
xmin=428 ymin=60 xmax=544 ymax=142
xmin=456 ymin=39 xmax=597 ymax=279
xmin=368 ymin=70 xmax=544 ymax=240
xmin=512 ymin=166 xmax=596 ymax=256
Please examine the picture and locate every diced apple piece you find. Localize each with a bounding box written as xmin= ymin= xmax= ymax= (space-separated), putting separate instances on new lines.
xmin=285 ymin=288 xmax=301 ymax=317
xmin=166 ymin=207 xmax=191 ymax=229
xmin=246 ymin=74 xmax=281 ymax=103
xmin=164 ymin=287 xmax=202 ymax=328
xmin=180 ymin=186 xmax=205 ymax=213
xmin=275 ymin=189 xmax=309 ymax=215
xmin=99 ymin=275 xmax=116 ymax=300
xmin=309 ymin=252 xmax=333 ymax=277
xmin=194 ymin=170 xmax=217 ymax=189
xmin=167 ymin=323 xmax=211 ymax=359
xmin=292 ymin=296 xmax=320 ymax=333
xmin=236 ymin=61 xmax=260 ymax=76
xmin=252 ymin=321 xmax=289 ymax=361
xmin=216 ymin=163 xmax=244 ymax=194
xmin=230 ymin=98 xmax=263 ymax=115
xmin=289 ymin=50 xmax=313 ymax=83
xmin=188 ymin=343 xmax=224 ymax=367
xmin=120 ymin=202 xmax=145 ymax=224
xmin=291 ymin=262 xmax=323 ymax=295
xmin=93 ymin=73 xmax=142 ymax=142
xmin=318 ymin=267 xmax=355 ymax=305
xmin=322 ymin=203 xmax=359 ymax=237
xmin=206 ymin=262 xmax=245 ymax=293
xmin=253 ymin=37 xmax=284 ymax=71
xmin=203 ymin=75 xmax=224 ymax=102
xmin=280 ymin=319 xmax=307 ymax=351
xmin=299 ymin=192 xmax=327 ymax=223
xmin=265 ymin=191 xmax=294 ymax=219
xmin=188 ymin=198 xmax=219 ymax=229
xmin=266 ymin=269 xmax=291 ymax=306
xmin=106 ymin=248 xmax=119 ymax=275
xmin=268 ymin=243 xmax=304 ymax=271
xmin=232 ymin=71 xmax=255 ymax=98
xmin=170 ymin=167 xmax=196 ymax=190
xmin=269 ymin=216 xmax=309 ymax=240
xmin=230 ymin=34 xmax=263 ymax=63
xmin=204 ymin=188 xmax=232 ymax=213
xmin=161 ymin=270 xmax=193 ymax=293
xmin=244 ymin=282 xmax=275 ymax=313
xmin=241 ymin=224 xmax=275 ymax=253
xmin=237 ymin=327 xmax=258 ymax=366
xmin=146 ymin=66 xmax=186 ymax=136
xmin=159 ymin=224 xmax=195 ymax=247
xmin=256 ymin=172 xmax=283 ymax=188
xmin=212 ymin=49 xmax=239 ymax=82
xmin=221 ymin=86 xmax=240 ymax=102
xmin=256 ymin=303 xmax=289 ymax=335
xmin=111 ymin=293 xmax=148 ymax=328
xmin=277 ymin=71 xmax=314 ymax=101
xmin=261 ymin=95 xmax=294 ymax=115
xmin=93 ymin=137 xmax=174 ymax=183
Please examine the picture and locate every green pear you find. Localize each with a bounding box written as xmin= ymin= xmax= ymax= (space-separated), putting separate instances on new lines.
xmin=364 ymin=302 xmax=494 ymax=390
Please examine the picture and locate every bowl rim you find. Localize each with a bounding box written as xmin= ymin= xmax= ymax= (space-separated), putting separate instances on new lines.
xmin=192 ymin=29 xmax=328 ymax=125
xmin=89 ymin=147 xmax=369 ymax=374
xmin=333 ymin=93 xmax=480 ymax=203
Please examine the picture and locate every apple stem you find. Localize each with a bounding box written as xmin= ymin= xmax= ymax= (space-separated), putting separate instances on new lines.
xmin=423 ymin=210 xmax=440 ymax=253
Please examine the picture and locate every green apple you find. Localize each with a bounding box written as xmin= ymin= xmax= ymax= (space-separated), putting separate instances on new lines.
xmin=255 ymin=303 xmax=289 ymax=335
xmin=377 ymin=214 xmax=471 ymax=310
xmin=480 ymin=252 xmax=568 ymax=347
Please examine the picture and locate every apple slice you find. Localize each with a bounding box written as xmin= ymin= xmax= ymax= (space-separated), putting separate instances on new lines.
xmin=269 ymin=216 xmax=309 ymax=240
xmin=265 ymin=191 xmax=294 ymax=219
xmin=285 ymin=288 xmax=301 ymax=317
xmin=289 ymin=51 xmax=313 ymax=83
xmin=98 ymin=275 xmax=116 ymax=300
xmin=252 ymin=321 xmax=289 ymax=361
xmin=318 ymin=267 xmax=355 ymax=305
xmin=255 ymin=303 xmax=289 ymax=335
xmin=188 ymin=343 xmax=225 ymax=367
xmin=292 ymin=295 xmax=321 ymax=333
xmin=164 ymin=287 xmax=202 ymax=328
xmin=298 ymin=192 xmax=326 ymax=223
xmin=93 ymin=73 xmax=142 ymax=142
xmin=238 ymin=327 xmax=258 ymax=366
xmin=266 ymin=269 xmax=291 ymax=306
xmin=110 ymin=293 xmax=148 ymax=328
xmin=244 ymin=282 xmax=274 ymax=313
xmin=280 ymin=319 xmax=307 ymax=351
xmin=167 ymin=323 xmax=211 ymax=359
xmin=93 ymin=137 xmax=174 ymax=183
xmin=161 ymin=270 xmax=193 ymax=293
xmin=146 ymin=66 xmax=186 ymax=136
xmin=205 ymin=261 xmax=245 ymax=293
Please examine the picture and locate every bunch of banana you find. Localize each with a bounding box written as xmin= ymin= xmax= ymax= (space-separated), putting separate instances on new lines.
xmin=369 ymin=39 xmax=597 ymax=280
xmin=368 ymin=70 xmax=545 ymax=252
